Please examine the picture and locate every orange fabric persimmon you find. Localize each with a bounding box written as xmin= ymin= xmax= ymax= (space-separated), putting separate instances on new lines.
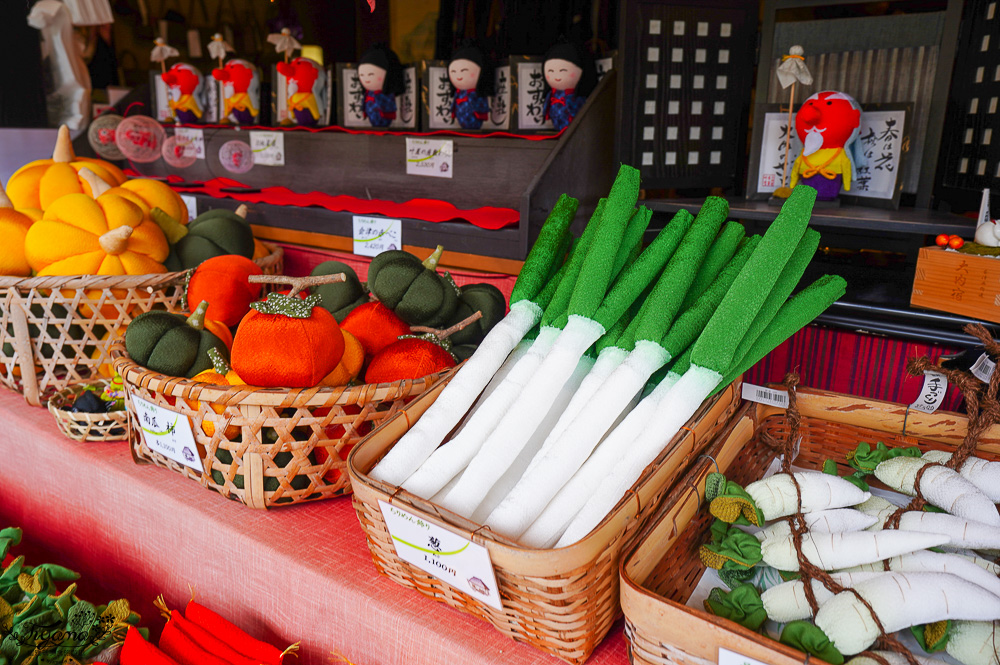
xmin=230 ymin=293 xmax=345 ymax=388
xmin=339 ymin=301 xmax=410 ymax=357
xmin=187 ymin=255 xmax=263 ymax=327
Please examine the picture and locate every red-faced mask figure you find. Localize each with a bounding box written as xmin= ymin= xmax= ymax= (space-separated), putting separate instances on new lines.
xmin=161 ymin=63 xmax=205 ymax=124
xmin=212 ymin=59 xmax=260 ymax=125
xmin=790 ymin=90 xmax=863 ymax=201
xmin=276 ymin=57 xmax=327 ymax=126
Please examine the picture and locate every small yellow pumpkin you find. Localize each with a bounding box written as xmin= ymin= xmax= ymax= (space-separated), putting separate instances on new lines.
xmin=0 ymin=181 xmax=34 ymax=276
xmin=7 ymin=125 xmax=126 ymax=211
xmin=105 ymin=178 xmax=189 ymax=225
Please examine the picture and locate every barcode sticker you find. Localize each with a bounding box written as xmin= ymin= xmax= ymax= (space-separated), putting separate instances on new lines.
xmin=741 ymin=382 xmax=790 ymax=408
xmin=910 ymin=370 xmax=947 ymax=414
xmin=971 ymin=353 xmax=996 ymax=382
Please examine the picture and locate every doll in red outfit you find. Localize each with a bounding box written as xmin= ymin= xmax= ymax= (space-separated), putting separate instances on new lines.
xmin=212 ymin=59 xmax=260 ymax=125
xmin=277 ymin=57 xmax=327 ymax=126
xmin=162 ymin=63 xmax=206 ymax=124
xmin=789 ymin=90 xmax=865 ymax=201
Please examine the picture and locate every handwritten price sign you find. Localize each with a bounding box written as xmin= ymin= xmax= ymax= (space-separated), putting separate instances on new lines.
xmin=249 ymin=131 xmax=285 ymax=166
xmin=405 ymin=138 xmax=453 ymax=178
xmin=353 ymin=216 xmax=402 ymax=258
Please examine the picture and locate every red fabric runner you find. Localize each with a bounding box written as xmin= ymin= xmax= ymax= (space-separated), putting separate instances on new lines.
xmin=143 ymin=174 xmax=521 ymax=230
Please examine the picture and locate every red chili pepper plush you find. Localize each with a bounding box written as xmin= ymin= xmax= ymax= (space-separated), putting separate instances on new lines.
xmin=187 ymin=254 xmax=263 ymax=327
xmin=169 ymin=609 xmax=263 ymax=665
xmin=121 ymin=625 xmax=182 ymax=665
xmin=160 ymin=619 xmax=235 ymax=665
xmin=339 ymin=301 xmax=410 ymax=357
xmin=185 ymin=600 xmax=294 ymax=665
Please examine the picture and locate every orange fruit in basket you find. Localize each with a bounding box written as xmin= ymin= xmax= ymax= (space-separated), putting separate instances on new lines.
xmin=187 ymin=255 xmax=263 ymax=328
xmin=0 ymin=182 xmax=34 ymax=276
xmin=365 ymin=337 xmax=455 ymax=384
xmin=319 ymin=330 xmax=364 ymax=386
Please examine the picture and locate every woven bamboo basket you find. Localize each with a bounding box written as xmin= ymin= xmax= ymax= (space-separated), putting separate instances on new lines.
xmin=0 ymin=244 xmax=284 ymax=407
xmin=47 ymin=378 xmax=128 ymax=442
xmin=348 ymin=372 xmax=744 ymax=664
xmin=112 ymin=343 xmax=452 ymax=509
xmin=620 ymin=387 xmax=1000 ymax=665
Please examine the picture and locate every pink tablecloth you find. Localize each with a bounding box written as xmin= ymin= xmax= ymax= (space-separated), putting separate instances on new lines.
xmin=0 ymin=388 xmax=628 ymax=665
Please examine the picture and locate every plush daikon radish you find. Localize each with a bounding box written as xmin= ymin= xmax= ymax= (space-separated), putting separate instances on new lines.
xmin=709 ymin=471 xmax=871 ymax=526
xmin=842 ymin=550 xmax=1000 ymax=600
xmin=470 ymin=353 xmax=595 ymax=523
xmin=922 ymin=450 xmax=1000 ymax=503
xmin=372 ymin=194 xmax=578 ymax=484
xmin=704 ymin=572 xmax=883 ymax=629
xmin=874 ymin=457 xmax=1000 ymax=527
xmin=756 ymin=509 xmax=879 ymax=539
xmin=487 ymin=199 xmax=728 ymax=536
xmin=946 ymin=621 xmax=1000 ymax=665
xmin=855 ymin=495 xmax=1000 ymax=550
xmin=814 ymin=572 xmax=1000 ymax=655
xmin=847 ymin=650 xmax=950 ymax=665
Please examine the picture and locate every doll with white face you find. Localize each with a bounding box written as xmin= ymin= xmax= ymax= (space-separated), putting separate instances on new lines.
xmin=449 ymin=43 xmax=493 ymax=130
xmin=543 ymin=40 xmax=597 ymax=131
xmin=358 ymin=45 xmax=405 ymax=128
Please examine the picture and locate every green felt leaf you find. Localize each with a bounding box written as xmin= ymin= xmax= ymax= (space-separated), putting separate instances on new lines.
xmin=682 ymin=221 xmax=745 ymax=310
xmin=780 ymin=621 xmax=844 ymax=665
xmin=705 ymin=473 xmax=728 ymax=503
xmin=699 ymin=523 xmax=763 ymax=570
xmin=704 ymin=584 xmax=767 ymax=631
xmin=911 ymin=621 xmax=951 ymax=653
xmin=709 ymin=481 xmax=765 ymax=526
xmin=512 ymin=193 xmax=579 ymax=305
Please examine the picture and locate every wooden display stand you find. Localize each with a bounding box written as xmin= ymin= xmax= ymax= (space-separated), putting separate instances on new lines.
xmin=911 ymin=245 xmax=1000 ymax=323
xmin=132 ymin=72 xmax=618 ymax=269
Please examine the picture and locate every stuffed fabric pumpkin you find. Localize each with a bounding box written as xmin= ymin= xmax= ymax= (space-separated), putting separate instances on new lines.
xmin=365 ymin=336 xmax=455 ymax=384
xmin=125 ymin=302 xmax=228 ymax=378
xmin=105 ymin=178 xmax=188 ymax=225
xmin=319 ymin=330 xmax=364 ymax=386
xmin=7 ymin=125 xmax=126 ymax=210
xmin=25 ymin=193 xmax=169 ymax=276
xmin=187 ymin=255 xmax=263 ymax=327
xmin=309 ymin=260 xmax=368 ymax=322
xmin=367 ymin=246 xmax=459 ymax=327
xmin=191 ymin=348 xmax=244 ymax=437
xmin=0 ymin=182 xmax=34 ymax=276
xmin=339 ymin=301 xmax=410 ymax=357
xmin=446 ymin=283 xmax=507 ymax=346
xmin=165 ymin=208 xmax=255 ymax=270
xmin=231 ymin=293 xmax=345 ymax=388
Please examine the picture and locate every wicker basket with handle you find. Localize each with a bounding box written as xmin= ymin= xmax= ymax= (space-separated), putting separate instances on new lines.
xmin=620 ymin=387 xmax=1000 ymax=665
xmin=348 ymin=372 xmax=744 ymax=664
xmin=0 ymin=243 xmax=284 ymax=407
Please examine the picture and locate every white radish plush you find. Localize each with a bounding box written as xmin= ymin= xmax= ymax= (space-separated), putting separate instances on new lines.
xmin=760 ymin=530 xmax=950 ymax=571
xmin=922 ymin=450 xmax=1000 ymax=503
xmin=756 ymin=510 xmax=879 ymax=540
xmin=873 ymin=457 xmax=1000 ymax=527
xmin=842 ymin=550 xmax=1000 ymax=600
xmin=855 ymin=495 xmax=1000 ymax=550
xmin=847 ymin=651 xmax=951 ymax=665
xmin=947 ymin=621 xmax=1000 ymax=665
xmin=745 ymin=472 xmax=871 ymax=521
xmin=814 ymin=572 xmax=1000 ymax=655
xmin=760 ymin=572 xmax=884 ymax=623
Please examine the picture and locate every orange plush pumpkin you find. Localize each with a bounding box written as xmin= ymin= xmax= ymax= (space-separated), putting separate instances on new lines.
xmin=231 ymin=293 xmax=345 ymax=388
xmin=187 ymin=255 xmax=263 ymax=327
xmin=7 ymin=126 xmax=126 ymax=210
xmin=104 ymin=178 xmax=189 ymax=225
xmin=191 ymin=347 xmax=245 ymax=437
xmin=0 ymin=181 xmax=34 ymax=276
xmin=319 ymin=329 xmax=365 ymax=386
xmin=339 ymin=302 xmax=410 ymax=357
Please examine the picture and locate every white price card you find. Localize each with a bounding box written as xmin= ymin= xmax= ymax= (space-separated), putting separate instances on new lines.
xmin=180 ymin=194 xmax=197 ymax=220
xmin=249 ymin=131 xmax=285 ymax=166
xmin=972 ymin=353 xmax=996 ymax=383
xmin=131 ymin=394 xmax=203 ymax=473
xmin=910 ymin=370 xmax=947 ymax=414
xmin=378 ymin=500 xmax=503 ymax=610
xmin=405 ymin=138 xmax=453 ymax=178
xmin=741 ymin=382 xmax=790 ymax=409
xmin=353 ymin=216 xmax=402 ymax=257
xmin=174 ymin=127 xmax=205 ymax=159
xmin=719 ymin=648 xmax=769 ymax=665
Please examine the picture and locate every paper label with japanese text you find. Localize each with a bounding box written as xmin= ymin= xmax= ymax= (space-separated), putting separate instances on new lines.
xmin=180 ymin=195 xmax=197 ymax=220
xmin=405 ymin=138 xmax=453 ymax=178
xmin=353 ymin=216 xmax=402 ymax=257
xmin=174 ymin=127 xmax=205 ymax=159
xmin=130 ymin=394 xmax=203 ymax=473
xmin=741 ymin=382 xmax=790 ymax=409
xmin=379 ymin=500 xmax=502 ymax=610
xmin=910 ymin=371 xmax=947 ymax=414
xmin=249 ymin=131 xmax=285 ymax=166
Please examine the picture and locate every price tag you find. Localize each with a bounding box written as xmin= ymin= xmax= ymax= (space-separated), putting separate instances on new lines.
xmin=180 ymin=195 xmax=198 ymax=220
xmin=719 ymin=648 xmax=769 ymax=665
xmin=971 ymin=353 xmax=996 ymax=383
xmin=130 ymin=394 xmax=203 ymax=473
xmin=405 ymin=138 xmax=453 ymax=178
xmin=249 ymin=131 xmax=285 ymax=166
xmin=910 ymin=370 xmax=947 ymax=414
xmin=378 ymin=501 xmax=502 ymax=610
xmin=353 ymin=216 xmax=402 ymax=257
xmin=741 ymin=382 xmax=790 ymax=409
xmin=174 ymin=127 xmax=205 ymax=159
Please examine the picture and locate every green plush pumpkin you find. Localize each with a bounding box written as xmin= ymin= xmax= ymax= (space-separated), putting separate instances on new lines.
xmin=124 ymin=301 xmax=228 ymax=378
xmin=367 ymin=246 xmax=459 ymax=327
xmin=309 ymin=260 xmax=369 ymax=322
xmin=163 ymin=208 xmax=255 ymax=270
xmin=446 ymin=283 xmax=507 ymax=346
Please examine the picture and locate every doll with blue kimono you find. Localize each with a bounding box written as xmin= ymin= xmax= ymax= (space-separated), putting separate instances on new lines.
xmin=542 ymin=39 xmax=597 ymax=131
xmin=449 ymin=43 xmax=494 ymax=130
xmin=358 ymin=45 xmax=406 ymax=128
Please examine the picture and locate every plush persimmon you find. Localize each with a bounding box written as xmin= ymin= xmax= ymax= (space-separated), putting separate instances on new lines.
xmin=365 ymin=337 xmax=455 ymax=384
xmin=231 ymin=293 xmax=345 ymax=388
xmin=339 ymin=301 xmax=410 ymax=357
xmin=190 ymin=347 xmax=245 ymax=437
xmin=187 ymin=255 xmax=263 ymax=327
xmin=319 ymin=329 xmax=364 ymax=386
xmin=7 ymin=125 xmax=126 ymax=210
xmin=0 ymin=181 xmax=34 ymax=276
xmin=204 ymin=318 xmax=233 ymax=349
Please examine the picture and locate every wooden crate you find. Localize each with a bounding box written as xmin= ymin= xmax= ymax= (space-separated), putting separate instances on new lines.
xmin=911 ymin=245 xmax=1000 ymax=323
